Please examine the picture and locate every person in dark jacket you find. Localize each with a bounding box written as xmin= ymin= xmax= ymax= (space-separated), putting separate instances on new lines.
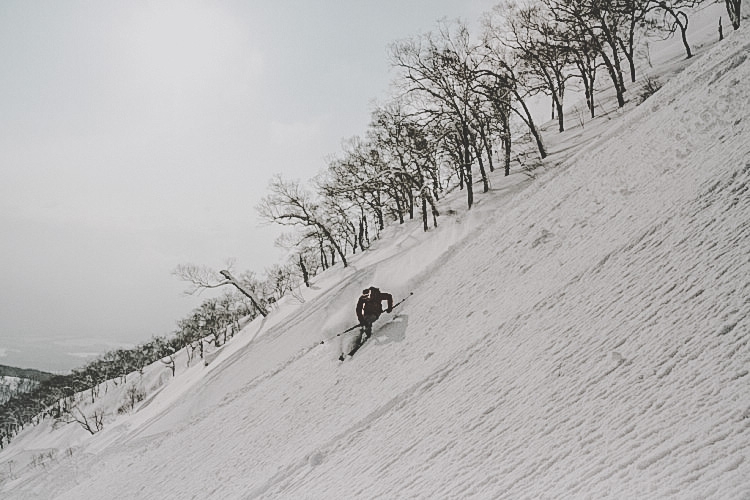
xmin=355 ymin=286 xmax=394 ymax=341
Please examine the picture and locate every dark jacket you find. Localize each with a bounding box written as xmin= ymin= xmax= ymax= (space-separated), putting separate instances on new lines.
xmin=356 ymin=287 xmax=393 ymax=323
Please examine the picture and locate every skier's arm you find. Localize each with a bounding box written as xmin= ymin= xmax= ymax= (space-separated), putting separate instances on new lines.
xmin=383 ymin=293 xmax=394 ymax=313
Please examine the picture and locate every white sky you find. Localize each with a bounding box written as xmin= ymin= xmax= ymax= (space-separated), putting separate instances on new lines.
xmin=0 ymin=0 xmax=497 ymax=370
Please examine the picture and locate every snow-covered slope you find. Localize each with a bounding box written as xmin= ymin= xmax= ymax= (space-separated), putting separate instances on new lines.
xmin=2 ymin=17 xmax=749 ymax=500
xmin=0 ymin=377 xmax=25 ymax=405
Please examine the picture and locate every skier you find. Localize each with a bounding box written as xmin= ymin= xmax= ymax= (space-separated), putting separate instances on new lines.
xmin=355 ymin=286 xmax=393 ymax=344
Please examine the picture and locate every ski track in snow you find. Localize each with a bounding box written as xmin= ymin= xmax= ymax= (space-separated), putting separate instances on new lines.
xmin=2 ymin=11 xmax=749 ymax=500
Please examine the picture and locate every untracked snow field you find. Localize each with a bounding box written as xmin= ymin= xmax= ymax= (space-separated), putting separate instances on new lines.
xmin=1 ymin=9 xmax=749 ymax=500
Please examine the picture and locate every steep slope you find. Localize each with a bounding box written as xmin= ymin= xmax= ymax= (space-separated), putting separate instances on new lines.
xmin=3 ymin=24 xmax=749 ymax=500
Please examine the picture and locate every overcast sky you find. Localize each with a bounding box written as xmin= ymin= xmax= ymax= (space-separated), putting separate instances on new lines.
xmin=0 ymin=0 xmax=499 ymax=371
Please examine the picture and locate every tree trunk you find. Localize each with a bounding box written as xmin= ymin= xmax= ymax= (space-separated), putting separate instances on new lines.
xmin=220 ymin=270 xmax=268 ymax=317
xmin=583 ymin=16 xmax=626 ymax=107
xmin=299 ymin=255 xmax=309 ymax=287
xmin=459 ymin=125 xmax=474 ymax=209
xmin=661 ymin=5 xmax=692 ymax=59
xmin=511 ymin=92 xmax=546 ymax=158
xmin=677 ymin=14 xmax=693 ymax=58
xmin=471 ymin=137 xmax=490 ymax=193
xmin=555 ymin=96 xmax=565 ymax=132
xmin=503 ymin=133 xmax=511 ymax=177
xmin=456 ymin=146 xmax=465 ymax=190
xmin=318 ymin=224 xmax=348 ymax=267
xmin=599 ymin=49 xmax=626 ymax=107
xmin=581 ymin=74 xmax=592 ymax=115
xmin=428 ymin=193 xmax=439 ymax=228
xmin=358 ymin=217 xmax=366 ymax=251
xmin=576 ymin=53 xmax=597 ymax=118
xmin=392 ymin=188 xmax=405 ymax=224
xmin=725 ymin=0 xmax=741 ymax=30
xmin=480 ymin=122 xmax=494 ymax=173
xmin=406 ymin=185 xmax=414 ymax=220
xmin=375 ymin=190 xmax=384 ymax=230
xmin=319 ymin=238 xmax=328 ymax=270
xmin=618 ymin=31 xmax=638 ymax=83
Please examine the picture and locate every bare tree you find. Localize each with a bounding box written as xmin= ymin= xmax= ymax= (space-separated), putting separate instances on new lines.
xmin=321 ymin=136 xmax=388 ymax=233
xmin=173 ymin=263 xmax=268 ymax=317
xmin=274 ymin=233 xmax=322 ymax=287
xmin=263 ymin=264 xmax=296 ymax=303
xmin=370 ymin=102 xmax=441 ymax=231
xmin=498 ymin=1 xmax=574 ymax=132
xmin=615 ymin=0 xmax=661 ymax=82
xmin=545 ymin=0 xmax=629 ymax=108
xmin=257 ymin=175 xmax=348 ymax=267
xmin=391 ymin=21 xmax=487 ymax=208
xmin=653 ymin=1 xmax=701 ymax=59
xmin=160 ymin=355 xmax=176 ymax=377
xmin=481 ymin=14 xmax=548 ymax=158
xmin=56 ymin=402 xmax=105 ymax=435
xmin=564 ymin=23 xmax=602 ymax=117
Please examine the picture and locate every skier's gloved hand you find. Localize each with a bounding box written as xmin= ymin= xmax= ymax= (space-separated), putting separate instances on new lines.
xmin=386 ymin=307 xmax=392 ymax=313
